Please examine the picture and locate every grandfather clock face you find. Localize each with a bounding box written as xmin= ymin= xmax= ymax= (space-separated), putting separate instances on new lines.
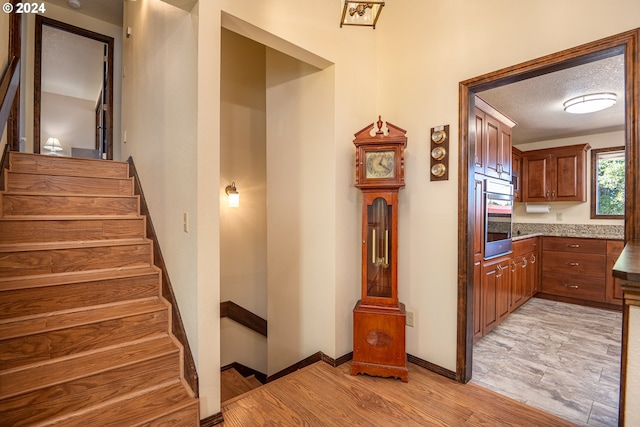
xmin=365 ymin=151 xmax=395 ymax=179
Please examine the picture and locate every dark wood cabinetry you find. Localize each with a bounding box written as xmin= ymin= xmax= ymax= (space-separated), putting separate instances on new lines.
xmin=540 ymin=236 xmax=623 ymax=305
xmin=512 ymin=147 xmax=522 ymax=202
xmin=606 ymin=240 xmax=625 ymax=305
xmin=474 ymin=98 xmax=515 ymax=181
xmin=475 ymin=236 xmax=540 ymax=343
xmin=522 ymin=144 xmax=590 ymax=202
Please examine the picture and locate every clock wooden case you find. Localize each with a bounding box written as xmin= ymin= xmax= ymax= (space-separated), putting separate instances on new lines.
xmin=352 ymin=116 xmax=408 ymax=382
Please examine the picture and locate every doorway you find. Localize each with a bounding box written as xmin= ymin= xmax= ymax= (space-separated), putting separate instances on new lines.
xmin=34 ymin=16 xmax=114 ymax=160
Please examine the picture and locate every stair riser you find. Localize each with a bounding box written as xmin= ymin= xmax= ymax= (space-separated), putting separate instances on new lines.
xmin=0 ymin=218 xmax=145 ymax=244
xmin=0 ymin=243 xmax=153 ymax=278
xmin=0 ymin=352 xmax=181 ymax=426
xmin=5 ymin=172 xmax=134 ymax=196
xmin=0 ymin=310 xmax=169 ymax=370
xmin=0 ymin=273 xmax=159 ymax=321
xmin=9 ymin=152 xmax=129 ymax=179
xmin=1 ymin=194 xmax=139 ymax=217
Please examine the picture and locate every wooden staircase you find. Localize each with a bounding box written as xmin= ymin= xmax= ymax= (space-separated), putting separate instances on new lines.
xmin=221 ymin=368 xmax=262 ymax=403
xmin=0 ymin=152 xmax=199 ymax=426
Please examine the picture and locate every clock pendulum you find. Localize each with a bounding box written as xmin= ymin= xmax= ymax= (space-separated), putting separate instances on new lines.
xmin=351 ymin=116 xmax=408 ymax=382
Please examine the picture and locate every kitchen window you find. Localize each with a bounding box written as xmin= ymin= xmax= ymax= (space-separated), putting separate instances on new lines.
xmin=591 ymin=146 xmax=625 ymax=219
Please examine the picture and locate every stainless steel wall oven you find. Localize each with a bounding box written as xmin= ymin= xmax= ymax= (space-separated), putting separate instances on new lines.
xmin=484 ymin=179 xmax=513 ymax=259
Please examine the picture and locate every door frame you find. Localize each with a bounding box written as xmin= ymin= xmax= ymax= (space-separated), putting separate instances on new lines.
xmin=34 ymin=15 xmax=114 ymax=159
xmin=456 ymin=29 xmax=639 ymax=383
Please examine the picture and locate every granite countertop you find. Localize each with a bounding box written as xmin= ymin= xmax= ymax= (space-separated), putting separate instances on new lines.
xmin=512 ymin=223 xmax=624 ymax=241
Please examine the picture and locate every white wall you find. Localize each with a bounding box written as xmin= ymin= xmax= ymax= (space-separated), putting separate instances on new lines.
xmin=376 ymin=0 xmax=640 ymax=371
xmin=266 ymin=48 xmax=336 ymax=375
xmin=20 ymin=1 xmax=122 ymax=160
xmin=40 ymin=91 xmax=96 ymax=156
xmin=513 ymin=131 xmax=626 ymax=226
xmin=121 ymin=0 xmax=203 ymax=409
xmin=220 ymin=29 xmax=268 ymax=374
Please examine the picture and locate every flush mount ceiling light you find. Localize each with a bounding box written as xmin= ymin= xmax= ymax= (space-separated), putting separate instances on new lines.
xmin=563 ymin=92 xmax=617 ymax=114
xmin=67 ymin=0 xmax=81 ymax=9
xmin=340 ymin=1 xmax=385 ymax=29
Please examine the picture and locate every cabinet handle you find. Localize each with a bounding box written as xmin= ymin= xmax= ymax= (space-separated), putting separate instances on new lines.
xmin=551 ymin=191 xmax=555 ymax=199
xmin=566 ymin=262 xmax=580 ymax=267
xmin=511 ymin=261 xmax=517 ymax=272
xmin=496 ymin=265 xmax=503 ymax=278
xmin=567 ymin=244 xmax=580 ymax=248
xmin=563 ymin=283 xmax=579 ymax=289
xmin=522 ymin=257 xmax=527 ymax=268
xmin=546 ymin=191 xmax=550 ymax=199
xmin=530 ymin=254 xmax=536 ymax=264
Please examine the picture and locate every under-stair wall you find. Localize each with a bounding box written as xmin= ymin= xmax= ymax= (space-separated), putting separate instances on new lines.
xmin=0 ymin=152 xmax=199 ymax=426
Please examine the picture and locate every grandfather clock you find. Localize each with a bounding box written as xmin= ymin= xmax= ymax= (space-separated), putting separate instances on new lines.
xmin=351 ymin=116 xmax=408 ymax=382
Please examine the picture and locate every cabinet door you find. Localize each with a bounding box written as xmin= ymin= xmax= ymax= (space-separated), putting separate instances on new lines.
xmin=512 ymin=150 xmax=522 ymax=202
xmin=509 ymin=256 xmax=526 ymax=312
xmin=481 ymin=258 xmax=511 ymax=335
xmin=473 ymin=256 xmax=483 ymax=342
xmin=523 ymin=154 xmax=549 ymax=201
xmin=606 ymin=240 xmax=625 ymax=305
xmin=553 ymin=150 xmax=585 ymax=201
xmin=474 ymin=108 xmax=485 ymax=173
xmin=499 ymin=123 xmax=512 ymax=179
xmin=496 ymin=259 xmax=510 ymax=323
xmin=483 ymin=114 xmax=501 ymax=179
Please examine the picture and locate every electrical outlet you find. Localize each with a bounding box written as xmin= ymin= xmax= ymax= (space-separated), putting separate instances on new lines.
xmin=406 ymin=311 xmax=414 ymax=327
xmin=183 ymin=212 xmax=189 ymax=233
xmin=556 ymin=212 xmax=563 ymax=221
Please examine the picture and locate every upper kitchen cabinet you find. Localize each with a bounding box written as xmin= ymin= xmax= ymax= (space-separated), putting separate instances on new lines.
xmin=522 ymin=143 xmax=590 ymax=202
xmin=474 ymin=97 xmax=516 ymax=181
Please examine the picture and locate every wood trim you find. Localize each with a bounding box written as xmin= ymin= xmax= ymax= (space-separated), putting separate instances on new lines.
xmin=407 ymin=354 xmax=457 ymax=381
xmin=266 ymin=351 xmax=354 ymax=383
xmin=200 ymin=412 xmax=224 ymax=427
xmin=0 ymin=57 xmax=19 ymax=140
xmin=5 ymin=0 xmax=20 ymax=150
xmin=126 ymin=157 xmax=199 ymax=397
xmin=457 ymin=29 xmax=640 ymax=388
xmin=34 ymin=16 xmax=114 ymax=159
xmin=220 ymin=301 xmax=267 ymax=337
xmin=221 ymin=362 xmax=267 ymax=384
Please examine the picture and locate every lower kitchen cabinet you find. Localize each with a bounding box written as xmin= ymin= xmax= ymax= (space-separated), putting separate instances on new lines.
xmin=475 ymin=236 xmax=540 ymax=343
xmin=481 ymin=254 xmax=511 ymax=336
xmin=541 ymin=236 xmax=623 ymax=306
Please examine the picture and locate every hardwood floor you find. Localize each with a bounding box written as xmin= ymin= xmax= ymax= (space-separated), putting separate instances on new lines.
xmin=473 ymin=298 xmax=621 ymax=426
xmin=221 ymin=361 xmax=575 ymax=426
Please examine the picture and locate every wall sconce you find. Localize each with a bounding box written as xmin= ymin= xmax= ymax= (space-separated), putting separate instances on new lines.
xmin=225 ymin=182 xmax=239 ymax=208
xmin=44 ymin=137 xmax=63 ymax=155
xmin=340 ymin=1 xmax=385 ymax=29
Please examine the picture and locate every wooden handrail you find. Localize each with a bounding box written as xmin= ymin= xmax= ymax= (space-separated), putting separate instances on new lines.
xmin=126 ymin=157 xmax=199 ymax=397
xmin=220 ymin=301 xmax=268 ymax=337
xmin=0 ymin=56 xmax=20 ymax=139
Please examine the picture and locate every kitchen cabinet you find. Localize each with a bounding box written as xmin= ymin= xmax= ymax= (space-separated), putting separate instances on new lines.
xmin=606 ymin=240 xmax=625 ymax=305
xmin=512 ymin=147 xmax=523 ymax=202
xmin=522 ymin=144 xmax=590 ymax=202
xmin=541 ymin=236 xmax=607 ymax=302
xmin=475 ymin=98 xmax=516 ymax=181
xmin=481 ymin=254 xmax=511 ymax=337
xmin=509 ymin=237 xmax=539 ymax=312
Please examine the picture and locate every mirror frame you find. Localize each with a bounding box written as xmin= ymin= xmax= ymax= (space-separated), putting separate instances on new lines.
xmin=456 ymin=29 xmax=639 ymax=387
xmin=34 ymin=15 xmax=114 ymax=159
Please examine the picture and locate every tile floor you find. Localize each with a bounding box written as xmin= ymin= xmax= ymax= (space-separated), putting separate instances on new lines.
xmin=472 ymin=298 xmax=622 ymax=427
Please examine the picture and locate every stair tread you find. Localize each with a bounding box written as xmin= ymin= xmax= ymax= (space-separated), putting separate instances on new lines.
xmin=0 ymin=265 xmax=159 ymax=290
xmin=221 ymin=368 xmax=260 ymax=402
xmin=0 ymin=335 xmax=178 ymax=399
xmin=0 ymin=297 xmax=167 ymax=340
xmin=0 ymin=237 xmax=151 ymax=253
xmin=47 ymin=381 xmax=198 ymax=427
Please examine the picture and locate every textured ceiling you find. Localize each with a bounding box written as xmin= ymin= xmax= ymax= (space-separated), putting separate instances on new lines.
xmin=42 ymin=25 xmax=104 ymax=102
xmin=478 ymin=54 xmax=625 ymax=145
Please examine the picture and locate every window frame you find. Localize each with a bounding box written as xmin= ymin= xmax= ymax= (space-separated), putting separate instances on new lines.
xmin=590 ymin=146 xmax=625 ymax=219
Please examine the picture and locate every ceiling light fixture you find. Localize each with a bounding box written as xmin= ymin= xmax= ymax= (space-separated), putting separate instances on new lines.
xmin=563 ymin=92 xmax=617 ymax=114
xmin=340 ymin=1 xmax=385 ymax=29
